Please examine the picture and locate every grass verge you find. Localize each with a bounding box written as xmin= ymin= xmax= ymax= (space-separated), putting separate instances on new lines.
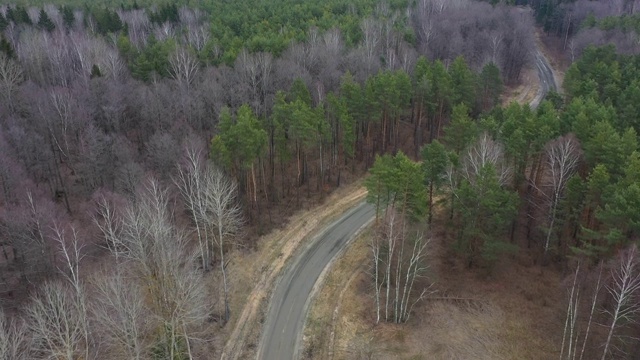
xmin=302 ymin=229 xmax=371 ymax=359
xmin=303 ymin=229 xmax=564 ymax=359
xmin=219 ymin=181 xmax=368 ymax=359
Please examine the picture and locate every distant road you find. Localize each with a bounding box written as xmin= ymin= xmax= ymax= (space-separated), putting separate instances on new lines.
xmin=257 ymin=201 xmax=375 ymax=360
xmin=531 ymin=49 xmax=558 ymax=108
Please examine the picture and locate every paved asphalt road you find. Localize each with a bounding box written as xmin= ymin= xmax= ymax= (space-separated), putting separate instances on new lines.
xmin=257 ymin=201 xmax=375 ymax=360
xmin=531 ymin=49 xmax=558 ymax=108
xmin=257 ymin=42 xmax=558 ymax=360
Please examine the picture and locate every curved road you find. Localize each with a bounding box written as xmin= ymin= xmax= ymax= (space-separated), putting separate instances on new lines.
xmin=257 ymin=38 xmax=557 ymax=360
xmin=531 ymin=49 xmax=558 ymax=108
xmin=257 ymin=201 xmax=375 ymax=360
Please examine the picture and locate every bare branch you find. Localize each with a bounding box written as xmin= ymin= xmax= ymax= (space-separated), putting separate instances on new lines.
xmin=169 ymin=47 xmax=200 ymax=91
xmin=26 ymin=281 xmax=85 ymax=360
xmin=542 ymin=135 xmax=581 ymax=258
xmin=601 ymin=245 xmax=640 ymax=360
xmin=0 ymin=53 xmax=23 ymax=113
xmin=462 ymin=132 xmax=511 ymax=187
xmin=0 ymin=310 xmax=31 ymax=360
xmin=90 ymin=271 xmax=148 ymax=360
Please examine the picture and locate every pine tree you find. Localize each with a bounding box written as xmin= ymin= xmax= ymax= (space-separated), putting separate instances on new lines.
xmin=61 ymin=6 xmax=75 ymax=29
xmin=90 ymin=64 xmax=103 ymax=79
xmin=5 ymin=7 xmax=15 ymax=24
xmin=289 ymin=78 xmax=312 ymax=106
xmin=456 ymin=165 xmax=518 ymax=268
xmin=365 ymin=152 xmax=425 ymax=221
xmin=0 ymin=13 xmax=8 ymax=32
xmin=211 ymin=105 xmax=268 ymax=210
xmin=37 ymin=9 xmax=55 ymax=32
xmin=478 ymin=62 xmax=503 ymax=112
xmin=449 ymin=56 xmax=477 ymax=110
xmin=427 ymin=60 xmax=452 ymax=140
xmin=0 ymin=36 xmax=15 ymax=59
xmin=13 ymin=6 xmax=32 ymax=25
xmin=421 ymin=140 xmax=449 ymax=224
xmin=443 ymin=104 xmax=478 ymax=155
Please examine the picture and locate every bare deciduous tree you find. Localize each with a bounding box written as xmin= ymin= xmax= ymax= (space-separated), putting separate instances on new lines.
xmin=541 ymin=136 xmax=581 ymax=259
xmin=174 ymin=146 xmax=211 ymax=271
xmin=462 ymin=132 xmax=511 ymax=187
xmin=0 ymin=309 xmax=31 ymax=360
xmin=51 ymin=223 xmax=90 ymax=360
xmin=0 ymin=53 xmax=23 ymax=114
xmin=371 ymin=210 xmax=433 ymax=324
xmin=560 ymin=263 xmax=581 ymax=360
xmin=169 ymin=46 xmax=200 ymax=92
xmin=93 ymin=194 xmax=123 ymax=260
xmin=90 ymin=271 xmax=147 ymax=360
xmin=205 ymin=164 xmax=243 ymax=323
xmin=99 ymin=178 xmax=211 ymax=358
xmin=26 ymin=281 xmax=85 ymax=360
xmin=236 ymin=50 xmax=273 ymax=116
xmin=601 ymin=245 xmax=640 ymax=360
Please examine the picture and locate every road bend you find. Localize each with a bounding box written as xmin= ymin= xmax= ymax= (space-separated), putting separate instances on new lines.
xmin=531 ymin=49 xmax=558 ymax=109
xmin=257 ymin=38 xmax=557 ymax=360
xmin=257 ymin=201 xmax=375 ymax=360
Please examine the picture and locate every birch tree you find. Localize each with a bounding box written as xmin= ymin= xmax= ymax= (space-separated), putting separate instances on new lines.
xmin=174 ymin=146 xmax=211 ymax=271
xmin=462 ymin=132 xmax=511 ymax=187
xmin=99 ymin=178 xmax=210 ymax=358
xmin=579 ymin=263 xmax=603 ymax=360
xmin=90 ymin=271 xmax=147 ymax=360
xmin=601 ymin=245 xmax=640 ymax=360
xmin=0 ymin=310 xmax=30 ymax=360
xmin=169 ymin=46 xmax=199 ymax=92
xmin=175 ymin=146 xmax=242 ymax=323
xmin=50 ymin=224 xmax=90 ymax=360
xmin=371 ymin=210 xmax=433 ymax=324
xmin=26 ymin=281 xmax=85 ymax=360
xmin=0 ymin=53 xmax=22 ymax=114
xmin=560 ymin=264 xmax=581 ymax=360
xmin=542 ymin=136 xmax=581 ymax=259
xmin=205 ymin=165 xmax=242 ymax=324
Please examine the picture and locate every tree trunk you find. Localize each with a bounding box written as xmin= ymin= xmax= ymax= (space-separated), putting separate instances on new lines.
xmin=219 ymin=223 xmax=230 ymax=324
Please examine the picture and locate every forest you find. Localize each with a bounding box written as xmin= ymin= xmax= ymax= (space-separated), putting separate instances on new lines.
xmin=0 ymin=0 xmax=638 ymax=359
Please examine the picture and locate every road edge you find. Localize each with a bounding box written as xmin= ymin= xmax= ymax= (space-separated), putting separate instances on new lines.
xmin=293 ymin=206 xmax=374 ymax=359
xmin=253 ymin=199 xmax=371 ymax=360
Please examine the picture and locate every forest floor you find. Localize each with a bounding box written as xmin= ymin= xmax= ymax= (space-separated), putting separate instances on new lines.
xmin=219 ymin=180 xmax=368 ymax=359
xmin=504 ymin=65 xmax=540 ymax=106
xmin=301 ymin=218 xmax=566 ymax=360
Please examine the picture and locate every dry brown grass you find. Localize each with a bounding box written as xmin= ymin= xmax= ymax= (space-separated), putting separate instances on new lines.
xmin=502 ymin=27 xmax=566 ymax=108
xmin=219 ymin=180 xmax=368 ymax=359
xmin=302 ymin=229 xmax=371 ymax=359
xmin=306 ymin=224 xmax=565 ymax=360
xmin=503 ymin=65 xmax=540 ymax=107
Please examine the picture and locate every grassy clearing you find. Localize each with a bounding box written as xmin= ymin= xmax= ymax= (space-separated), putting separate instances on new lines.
xmin=306 ymin=225 xmax=564 ymax=360
xmin=219 ymin=180 xmax=368 ymax=359
xmin=503 ymin=65 xmax=540 ymax=106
